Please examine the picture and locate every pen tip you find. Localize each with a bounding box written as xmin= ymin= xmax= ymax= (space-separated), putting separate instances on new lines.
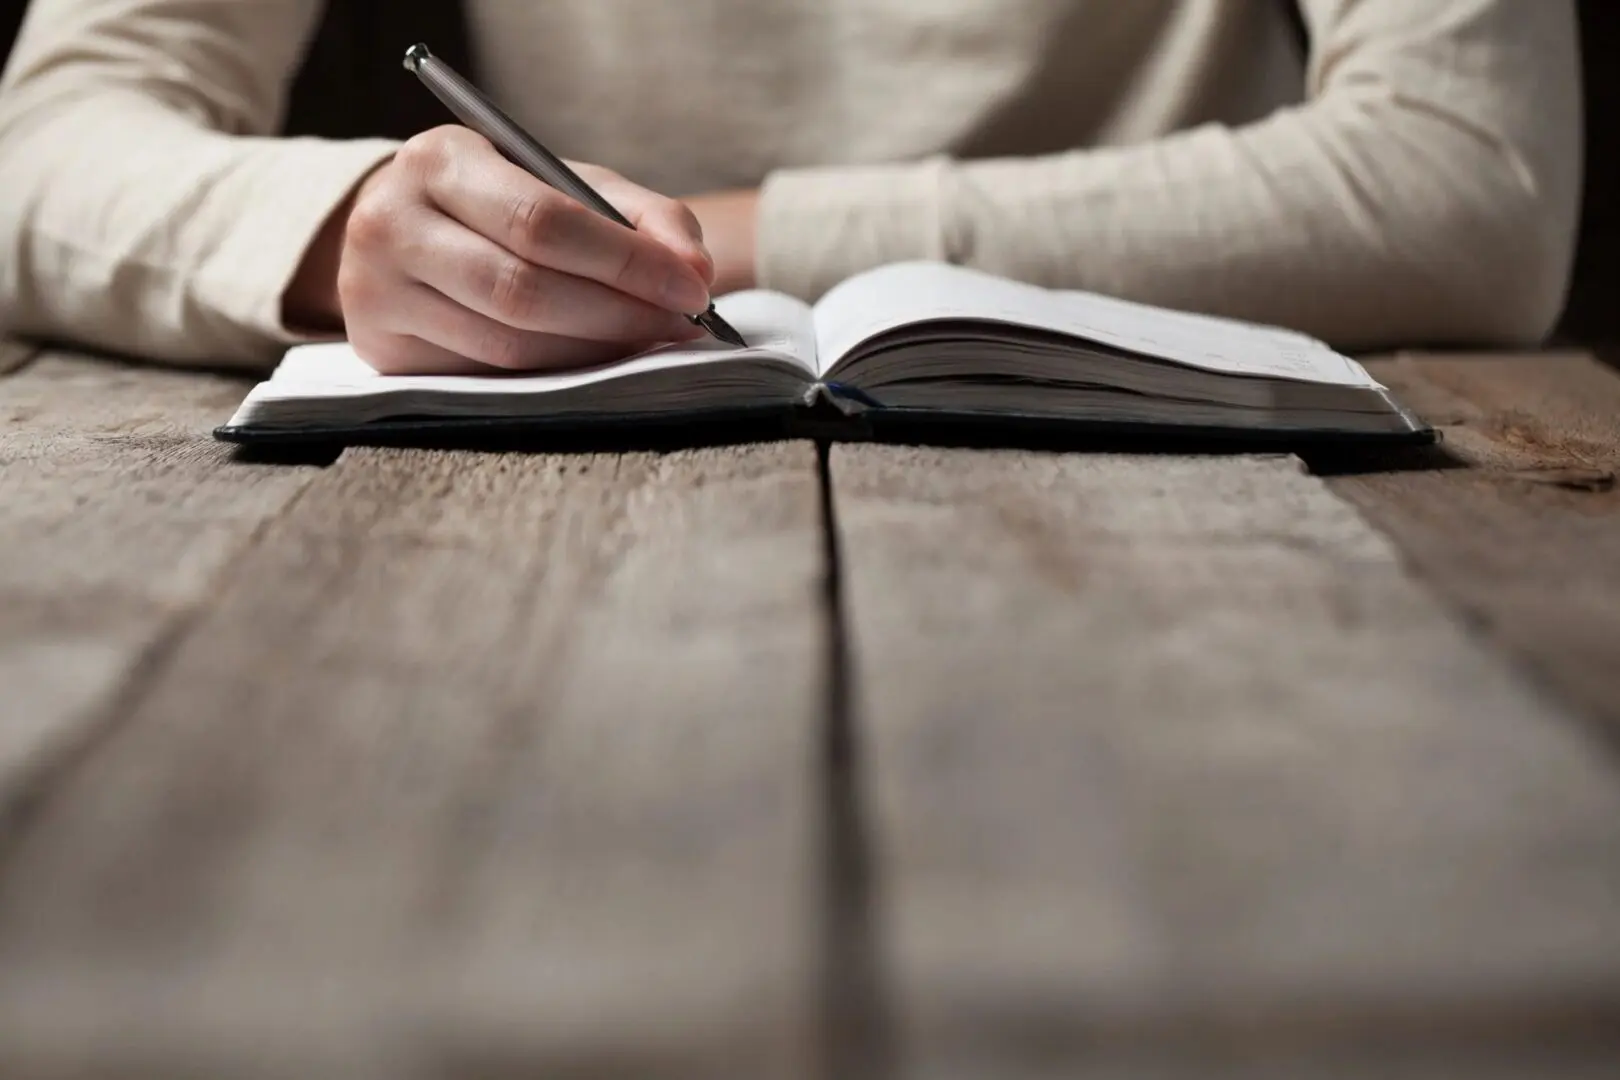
xmin=403 ymin=43 xmax=432 ymax=72
xmin=701 ymin=310 xmax=748 ymax=348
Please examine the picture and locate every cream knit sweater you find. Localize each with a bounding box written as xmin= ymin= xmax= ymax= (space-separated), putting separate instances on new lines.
xmin=0 ymin=0 xmax=1583 ymax=367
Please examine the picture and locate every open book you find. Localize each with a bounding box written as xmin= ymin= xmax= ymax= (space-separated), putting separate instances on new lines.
xmin=216 ymin=261 xmax=1431 ymax=446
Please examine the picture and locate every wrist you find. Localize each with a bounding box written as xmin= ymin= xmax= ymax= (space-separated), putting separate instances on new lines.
xmin=282 ymin=204 xmax=349 ymax=333
xmin=281 ymin=161 xmax=389 ymax=334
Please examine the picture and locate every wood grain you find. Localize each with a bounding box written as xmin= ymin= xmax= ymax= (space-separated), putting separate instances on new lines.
xmin=0 ymin=440 xmax=829 ymax=1079
xmin=0 ymin=352 xmax=320 ymax=831
xmin=1321 ymin=351 xmax=1620 ymax=736
xmin=828 ymin=444 xmax=1620 ymax=1076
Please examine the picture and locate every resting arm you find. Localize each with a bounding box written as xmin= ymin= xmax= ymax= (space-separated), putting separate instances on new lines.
xmin=755 ymin=0 xmax=1583 ymax=350
xmin=0 ymin=0 xmax=399 ymax=367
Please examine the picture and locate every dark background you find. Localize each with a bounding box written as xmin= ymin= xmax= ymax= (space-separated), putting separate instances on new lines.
xmin=0 ymin=1 xmax=1615 ymax=346
xmin=1561 ymin=0 xmax=1619 ymax=348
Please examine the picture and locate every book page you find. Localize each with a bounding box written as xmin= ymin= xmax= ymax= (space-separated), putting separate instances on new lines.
xmin=812 ymin=261 xmax=1379 ymax=388
xmin=255 ymin=289 xmax=818 ymax=399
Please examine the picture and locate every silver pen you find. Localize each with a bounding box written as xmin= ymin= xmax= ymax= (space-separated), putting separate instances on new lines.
xmin=402 ymin=43 xmax=747 ymax=348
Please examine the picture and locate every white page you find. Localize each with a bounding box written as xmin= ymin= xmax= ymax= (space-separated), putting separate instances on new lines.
xmin=249 ymin=289 xmax=818 ymax=404
xmin=812 ymin=261 xmax=1379 ymax=388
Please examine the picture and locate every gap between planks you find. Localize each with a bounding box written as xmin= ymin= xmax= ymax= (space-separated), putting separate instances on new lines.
xmin=812 ymin=441 xmax=896 ymax=1080
xmin=9 ymin=347 xmax=1620 ymax=1077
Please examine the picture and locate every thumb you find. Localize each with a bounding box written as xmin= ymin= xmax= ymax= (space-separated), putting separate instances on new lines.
xmin=638 ymin=198 xmax=716 ymax=287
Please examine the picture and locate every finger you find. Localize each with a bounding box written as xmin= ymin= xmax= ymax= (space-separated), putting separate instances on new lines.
xmin=575 ymin=163 xmax=715 ymax=284
xmin=411 ymin=132 xmax=714 ymax=314
xmin=394 ymin=212 xmax=710 ymax=344
xmin=382 ymin=280 xmax=676 ymax=372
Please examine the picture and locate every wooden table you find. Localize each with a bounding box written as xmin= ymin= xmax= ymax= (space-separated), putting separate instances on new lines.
xmin=3 ymin=339 xmax=1620 ymax=1078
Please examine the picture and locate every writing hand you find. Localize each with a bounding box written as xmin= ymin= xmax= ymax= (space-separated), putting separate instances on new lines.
xmin=288 ymin=126 xmax=716 ymax=375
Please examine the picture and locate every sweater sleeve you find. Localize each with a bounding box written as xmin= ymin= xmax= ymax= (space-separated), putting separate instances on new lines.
xmin=0 ymin=0 xmax=401 ymax=369
xmin=754 ymin=0 xmax=1583 ymax=351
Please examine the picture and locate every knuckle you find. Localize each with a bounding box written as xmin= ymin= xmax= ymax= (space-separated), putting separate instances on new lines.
xmin=401 ymin=127 xmax=479 ymax=188
xmin=355 ymin=332 xmax=410 ymax=374
xmin=610 ymin=244 xmax=646 ymax=293
xmin=506 ymin=191 xmax=570 ymax=249
xmin=394 ymin=131 xmax=443 ymax=177
xmin=474 ymin=325 xmax=528 ymax=370
xmin=433 ymin=123 xmax=478 ymax=149
xmin=343 ymin=200 xmax=392 ymax=252
xmin=334 ymin=261 xmax=371 ymax=309
xmin=489 ymin=258 xmax=547 ymax=323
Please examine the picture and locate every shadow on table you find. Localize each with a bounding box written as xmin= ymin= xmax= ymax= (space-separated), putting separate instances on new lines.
xmin=224 ymin=408 xmax=1466 ymax=479
xmin=1297 ymin=440 xmax=1468 ymax=477
xmin=1597 ymin=342 xmax=1620 ymax=376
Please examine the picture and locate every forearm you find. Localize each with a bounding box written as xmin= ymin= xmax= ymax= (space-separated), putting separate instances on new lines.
xmin=756 ymin=0 xmax=1582 ymax=351
xmin=0 ymin=94 xmax=396 ymax=365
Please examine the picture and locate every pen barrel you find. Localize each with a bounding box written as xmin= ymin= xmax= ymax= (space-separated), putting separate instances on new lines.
xmin=408 ymin=49 xmax=635 ymax=229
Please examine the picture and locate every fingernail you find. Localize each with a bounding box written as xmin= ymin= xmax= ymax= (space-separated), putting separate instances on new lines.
xmin=663 ymin=271 xmax=710 ymax=315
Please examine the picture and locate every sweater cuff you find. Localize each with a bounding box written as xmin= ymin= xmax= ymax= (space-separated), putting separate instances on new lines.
xmin=755 ymin=158 xmax=951 ymax=301
xmin=199 ymin=136 xmax=400 ymax=347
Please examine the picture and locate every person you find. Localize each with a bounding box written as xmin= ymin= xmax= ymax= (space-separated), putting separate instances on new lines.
xmin=0 ymin=1 xmax=1583 ymax=376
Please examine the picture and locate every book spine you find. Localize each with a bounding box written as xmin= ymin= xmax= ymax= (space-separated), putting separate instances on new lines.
xmin=815 ymin=381 xmax=882 ymax=413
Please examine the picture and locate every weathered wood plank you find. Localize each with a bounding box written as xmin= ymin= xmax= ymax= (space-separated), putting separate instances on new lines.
xmin=1322 ymin=351 xmax=1620 ymax=732
xmin=0 ymin=352 xmax=321 ymax=827
xmin=0 ymin=440 xmax=828 ymax=1079
xmin=829 ymin=443 xmax=1620 ymax=1076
